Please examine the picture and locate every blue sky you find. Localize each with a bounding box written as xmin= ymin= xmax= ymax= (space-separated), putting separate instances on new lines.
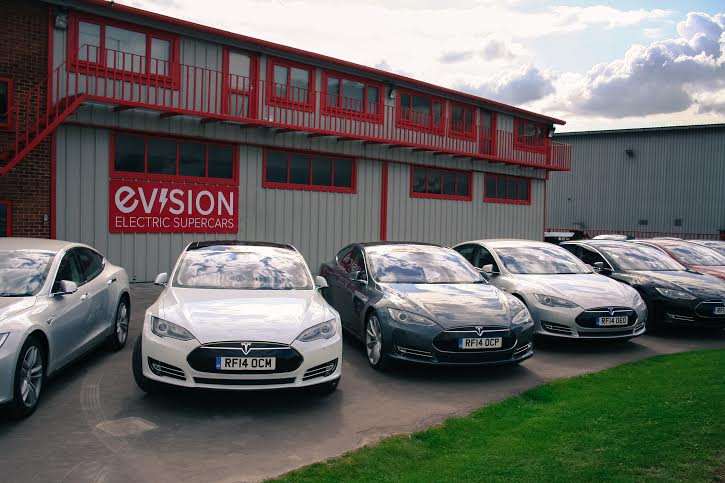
xmin=129 ymin=0 xmax=724 ymax=131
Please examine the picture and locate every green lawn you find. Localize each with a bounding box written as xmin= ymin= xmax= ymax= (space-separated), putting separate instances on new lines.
xmin=274 ymin=349 xmax=725 ymax=482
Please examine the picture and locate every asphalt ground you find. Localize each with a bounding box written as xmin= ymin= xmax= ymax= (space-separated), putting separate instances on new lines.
xmin=1 ymin=283 xmax=724 ymax=482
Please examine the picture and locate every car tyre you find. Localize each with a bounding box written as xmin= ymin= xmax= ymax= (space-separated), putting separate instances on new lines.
xmin=106 ymin=298 xmax=130 ymax=351
xmin=310 ymin=377 xmax=340 ymax=396
xmin=365 ymin=313 xmax=391 ymax=371
xmin=132 ymin=336 xmax=161 ymax=394
xmin=8 ymin=335 xmax=46 ymax=419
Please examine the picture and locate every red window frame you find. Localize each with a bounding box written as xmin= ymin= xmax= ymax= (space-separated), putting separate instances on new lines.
xmin=0 ymin=200 xmax=11 ymax=236
xmin=409 ymin=164 xmax=473 ymax=202
xmin=109 ymin=131 xmax=238 ymax=185
xmin=513 ymin=118 xmax=549 ymax=153
xmin=266 ymin=57 xmax=315 ymax=112
xmin=0 ymin=77 xmax=12 ymax=130
xmin=222 ymin=47 xmax=259 ymax=118
xmin=479 ymin=110 xmax=497 ymax=156
xmin=67 ymin=12 xmax=180 ymax=88
xmin=396 ymin=89 xmax=445 ymax=135
xmin=321 ymin=70 xmax=383 ymax=123
xmin=483 ymin=173 xmax=531 ymax=205
xmin=448 ymin=102 xmax=476 ymax=140
xmin=262 ymin=148 xmax=357 ymax=194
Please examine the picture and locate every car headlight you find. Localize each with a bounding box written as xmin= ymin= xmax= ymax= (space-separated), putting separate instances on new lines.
xmin=533 ymin=293 xmax=579 ymax=308
xmin=296 ymin=319 xmax=337 ymax=342
xmin=0 ymin=333 xmax=8 ymax=349
xmin=511 ymin=306 xmax=534 ymax=326
xmin=151 ymin=316 xmax=196 ymax=341
xmin=388 ymin=308 xmax=437 ymax=326
xmin=655 ymin=287 xmax=696 ymax=300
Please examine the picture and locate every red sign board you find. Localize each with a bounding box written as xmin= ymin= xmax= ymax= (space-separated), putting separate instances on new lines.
xmin=109 ymin=179 xmax=238 ymax=233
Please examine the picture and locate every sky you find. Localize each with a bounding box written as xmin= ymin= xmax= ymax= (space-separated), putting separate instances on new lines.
xmin=124 ymin=0 xmax=725 ymax=131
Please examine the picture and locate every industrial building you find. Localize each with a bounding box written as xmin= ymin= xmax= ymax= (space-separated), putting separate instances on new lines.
xmin=547 ymin=124 xmax=725 ymax=241
xmin=0 ymin=0 xmax=571 ymax=281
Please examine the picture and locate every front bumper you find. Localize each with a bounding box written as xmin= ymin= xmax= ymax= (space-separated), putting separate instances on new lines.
xmin=656 ymin=298 xmax=725 ymax=328
xmin=140 ymin=324 xmax=343 ymax=391
xmin=382 ymin=313 xmax=535 ymax=366
xmin=0 ymin=332 xmax=23 ymax=405
xmin=530 ymin=303 xmax=647 ymax=340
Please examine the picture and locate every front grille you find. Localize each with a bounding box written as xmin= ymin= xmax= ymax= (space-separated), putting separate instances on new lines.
xmin=187 ymin=341 xmax=303 ymax=374
xmin=542 ymin=321 xmax=574 ymax=335
xmin=575 ymin=307 xmax=637 ymax=328
xmin=148 ymin=357 xmax=186 ymax=380
xmin=433 ymin=327 xmax=516 ymax=352
xmin=396 ymin=346 xmax=433 ymax=359
xmin=695 ymin=301 xmax=725 ymax=318
xmin=302 ymin=359 xmax=338 ymax=381
xmin=193 ymin=377 xmax=296 ymax=386
xmin=513 ymin=343 xmax=533 ymax=357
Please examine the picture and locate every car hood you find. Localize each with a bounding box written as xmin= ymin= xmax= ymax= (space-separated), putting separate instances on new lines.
xmin=382 ymin=283 xmax=515 ymax=328
xmin=637 ymin=270 xmax=725 ymax=299
xmin=512 ymin=273 xmax=639 ymax=309
xmin=0 ymin=297 xmax=37 ymax=325
xmin=156 ymin=288 xmax=334 ymax=344
xmin=690 ymin=265 xmax=725 ymax=281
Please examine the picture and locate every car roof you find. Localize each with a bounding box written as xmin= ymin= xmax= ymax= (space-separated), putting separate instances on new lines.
xmin=358 ymin=241 xmax=442 ymax=248
xmin=0 ymin=237 xmax=79 ymax=252
xmin=457 ymin=239 xmax=552 ymax=249
xmin=186 ymin=240 xmax=296 ymax=251
xmin=562 ymin=239 xmax=633 ymax=249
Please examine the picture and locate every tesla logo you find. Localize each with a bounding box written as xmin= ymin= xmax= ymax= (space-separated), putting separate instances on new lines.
xmin=240 ymin=342 xmax=252 ymax=355
xmin=475 ymin=326 xmax=485 ymax=336
xmin=608 ymin=307 xmax=615 ymax=316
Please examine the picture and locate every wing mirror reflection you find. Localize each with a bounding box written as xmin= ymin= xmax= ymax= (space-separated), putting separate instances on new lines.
xmin=56 ymin=280 xmax=78 ymax=295
xmin=480 ymin=264 xmax=499 ymax=275
xmin=314 ymin=275 xmax=329 ymax=290
xmin=592 ymin=261 xmax=611 ymax=273
xmin=347 ymin=270 xmax=368 ymax=284
xmin=154 ymin=272 xmax=169 ymax=286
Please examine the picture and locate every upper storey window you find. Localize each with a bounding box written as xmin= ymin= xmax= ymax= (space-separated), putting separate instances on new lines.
xmin=449 ymin=102 xmax=476 ymax=139
xmin=397 ymin=90 xmax=444 ymax=134
xmin=267 ymin=58 xmax=314 ymax=110
xmin=514 ymin=118 xmax=548 ymax=152
xmin=322 ymin=72 xmax=383 ymax=122
xmin=70 ymin=14 xmax=178 ymax=84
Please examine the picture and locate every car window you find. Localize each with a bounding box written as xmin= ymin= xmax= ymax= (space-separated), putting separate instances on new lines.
xmin=350 ymin=247 xmax=367 ymax=275
xmin=478 ymin=247 xmax=499 ymax=271
xmin=336 ymin=246 xmax=354 ymax=271
xmin=595 ymin=243 xmax=684 ymax=271
xmin=0 ymin=250 xmax=55 ymax=297
xmin=580 ymin=247 xmax=611 ymax=269
xmin=455 ymin=245 xmax=477 ymax=265
xmin=662 ymin=243 xmax=725 ymax=267
xmin=493 ymin=245 xmax=591 ymax=274
xmin=366 ymin=245 xmax=481 ymax=284
xmin=74 ymin=247 xmax=104 ymax=283
xmin=54 ymin=251 xmax=83 ymax=290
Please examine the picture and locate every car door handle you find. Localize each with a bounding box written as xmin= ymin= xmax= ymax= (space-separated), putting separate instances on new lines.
xmin=80 ymin=293 xmax=89 ymax=301
xmin=107 ymin=277 xmax=117 ymax=285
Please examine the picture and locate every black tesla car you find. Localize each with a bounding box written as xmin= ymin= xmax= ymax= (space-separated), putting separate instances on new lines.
xmin=561 ymin=240 xmax=725 ymax=329
xmin=319 ymin=242 xmax=535 ymax=370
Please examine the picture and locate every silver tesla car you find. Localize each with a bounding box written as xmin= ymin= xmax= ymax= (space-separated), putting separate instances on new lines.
xmin=0 ymin=238 xmax=130 ymax=418
xmin=454 ymin=239 xmax=647 ymax=340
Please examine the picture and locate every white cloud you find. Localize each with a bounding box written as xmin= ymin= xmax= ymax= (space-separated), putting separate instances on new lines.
xmin=457 ymin=65 xmax=556 ymax=105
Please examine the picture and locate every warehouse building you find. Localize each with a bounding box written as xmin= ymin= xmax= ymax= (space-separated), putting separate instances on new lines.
xmin=0 ymin=0 xmax=571 ymax=281
xmin=547 ymin=124 xmax=725 ymax=241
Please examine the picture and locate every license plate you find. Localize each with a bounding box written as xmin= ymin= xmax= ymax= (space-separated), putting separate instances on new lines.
xmin=215 ymin=356 xmax=276 ymax=371
xmin=597 ymin=316 xmax=629 ymax=327
xmin=459 ymin=337 xmax=502 ymax=350
xmin=715 ymin=307 xmax=725 ymax=315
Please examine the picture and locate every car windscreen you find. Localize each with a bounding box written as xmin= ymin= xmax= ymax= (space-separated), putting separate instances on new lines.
xmin=173 ymin=247 xmax=313 ymax=290
xmin=693 ymin=241 xmax=725 ymax=258
xmin=597 ymin=244 xmax=684 ymax=271
xmin=665 ymin=243 xmax=725 ymax=266
xmin=0 ymin=250 xmax=56 ymax=296
xmin=366 ymin=245 xmax=482 ymax=284
xmin=494 ymin=245 xmax=591 ymax=274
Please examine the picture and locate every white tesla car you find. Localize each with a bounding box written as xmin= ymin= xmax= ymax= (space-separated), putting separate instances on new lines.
xmin=133 ymin=241 xmax=342 ymax=395
xmin=0 ymin=238 xmax=130 ymax=418
xmin=453 ymin=240 xmax=647 ymax=339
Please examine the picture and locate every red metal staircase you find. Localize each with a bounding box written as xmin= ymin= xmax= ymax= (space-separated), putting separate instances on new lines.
xmin=0 ymin=75 xmax=86 ymax=177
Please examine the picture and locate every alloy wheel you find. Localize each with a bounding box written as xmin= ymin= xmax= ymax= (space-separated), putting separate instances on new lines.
xmin=366 ymin=316 xmax=383 ymax=365
xmin=116 ymin=302 xmax=129 ymax=345
xmin=19 ymin=346 xmax=43 ymax=408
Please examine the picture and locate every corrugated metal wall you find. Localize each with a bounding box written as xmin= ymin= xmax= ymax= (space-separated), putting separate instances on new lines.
xmin=547 ymin=127 xmax=725 ymax=236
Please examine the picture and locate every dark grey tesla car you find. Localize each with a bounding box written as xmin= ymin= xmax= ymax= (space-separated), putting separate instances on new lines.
xmin=319 ymin=242 xmax=535 ymax=370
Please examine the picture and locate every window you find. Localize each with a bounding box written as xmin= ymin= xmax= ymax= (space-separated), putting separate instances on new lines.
xmin=454 ymin=244 xmax=478 ymax=265
xmin=484 ymin=173 xmax=531 ymax=205
xmin=0 ymin=201 xmax=11 ymax=236
xmin=267 ymin=58 xmax=314 ymax=110
xmin=223 ymin=49 xmax=257 ymax=117
xmin=70 ymin=14 xmax=178 ymax=84
xmin=480 ymin=111 xmax=496 ymax=155
xmin=0 ymin=78 xmax=12 ymax=129
xmin=321 ymin=71 xmax=383 ymax=121
xmin=513 ymin=118 xmax=548 ymax=152
xmin=112 ymin=133 xmax=236 ymax=182
xmin=74 ymin=248 xmax=105 ymax=283
xmin=449 ymin=102 xmax=475 ymax=139
xmin=398 ymin=91 xmax=444 ymax=133
xmin=263 ymin=149 xmax=356 ymax=193
xmin=410 ymin=165 xmax=471 ymax=201
xmin=54 ymin=251 xmax=83 ymax=290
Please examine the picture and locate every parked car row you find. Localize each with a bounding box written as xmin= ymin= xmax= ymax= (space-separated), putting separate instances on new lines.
xmin=1 ymin=237 xmax=724 ymax=419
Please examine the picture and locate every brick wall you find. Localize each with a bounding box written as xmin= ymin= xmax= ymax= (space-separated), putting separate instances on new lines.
xmin=0 ymin=0 xmax=50 ymax=237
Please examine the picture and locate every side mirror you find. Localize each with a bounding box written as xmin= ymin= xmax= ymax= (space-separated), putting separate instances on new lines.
xmin=348 ymin=270 xmax=368 ymax=284
xmin=592 ymin=261 xmax=611 ymax=273
xmin=154 ymin=272 xmax=169 ymax=286
xmin=481 ymin=264 xmax=499 ymax=275
xmin=314 ymin=275 xmax=328 ymax=289
xmin=57 ymin=280 xmax=78 ymax=295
